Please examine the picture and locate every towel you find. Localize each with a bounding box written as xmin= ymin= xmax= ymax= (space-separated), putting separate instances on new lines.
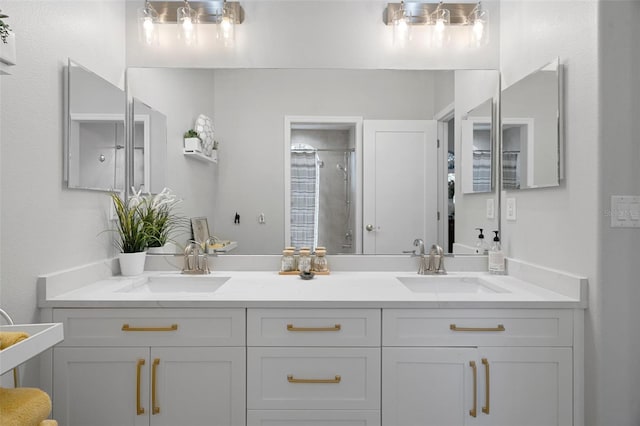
xmin=0 ymin=332 xmax=29 ymax=350
xmin=0 ymin=387 xmax=52 ymax=426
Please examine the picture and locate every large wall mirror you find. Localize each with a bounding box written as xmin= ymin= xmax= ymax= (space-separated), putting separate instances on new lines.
xmin=501 ymin=58 xmax=563 ymax=190
xmin=126 ymin=68 xmax=500 ymax=255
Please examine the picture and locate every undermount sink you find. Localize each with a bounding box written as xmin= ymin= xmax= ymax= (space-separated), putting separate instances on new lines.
xmin=397 ymin=276 xmax=509 ymax=294
xmin=116 ymin=275 xmax=231 ymax=294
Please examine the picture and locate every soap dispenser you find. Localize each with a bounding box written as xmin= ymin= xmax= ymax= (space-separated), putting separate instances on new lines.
xmin=488 ymin=230 xmax=505 ymax=274
xmin=475 ymin=228 xmax=489 ymax=255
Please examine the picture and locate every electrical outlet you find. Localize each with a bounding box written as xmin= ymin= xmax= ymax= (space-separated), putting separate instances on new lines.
xmin=486 ymin=199 xmax=495 ymax=219
xmin=506 ymin=198 xmax=517 ymax=221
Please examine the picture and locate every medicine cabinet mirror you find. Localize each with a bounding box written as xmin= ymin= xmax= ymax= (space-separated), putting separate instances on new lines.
xmin=64 ymin=59 xmax=168 ymax=193
xmin=501 ymin=57 xmax=563 ymax=190
xmin=64 ymin=59 xmax=126 ymax=192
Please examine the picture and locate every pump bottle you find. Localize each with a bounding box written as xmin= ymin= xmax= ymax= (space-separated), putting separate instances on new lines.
xmin=475 ymin=228 xmax=489 ymax=255
xmin=488 ymin=230 xmax=505 ymax=274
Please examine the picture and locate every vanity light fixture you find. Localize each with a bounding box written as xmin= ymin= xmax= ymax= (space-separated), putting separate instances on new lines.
xmin=177 ymin=0 xmax=198 ymax=46
xmin=137 ymin=1 xmax=244 ymax=47
xmin=468 ymin=1 xmax=488 ymax=46
xmin=391 ymin=1 xmax=412 ymax=47
xmin=138 ymin=0 xmax=159 ymax=46
xmin=384 ymin=1 xmax=488 ymax=48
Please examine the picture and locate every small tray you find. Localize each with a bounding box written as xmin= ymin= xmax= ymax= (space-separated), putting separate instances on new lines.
xmin=278 ymin=270 xmax=330 ymax=275
xmin=0 ymin=323 xmax=64 ymax=375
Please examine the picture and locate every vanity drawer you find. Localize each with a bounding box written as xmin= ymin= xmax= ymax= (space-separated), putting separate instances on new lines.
xmin=247 ymin=410 xmax=380 ymax=426
xmin=53 ymin=308 xmax=245 ymax=347
xmin=247 ymin=347 xmax=381 ymax=410
xmin=247 ymin=308 xmax=381 ymax=346
xmin=383 ymin=309 xmax=573 ymax=347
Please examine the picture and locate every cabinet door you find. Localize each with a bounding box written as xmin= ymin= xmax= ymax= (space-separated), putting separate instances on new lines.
xmin=382 ymin=347 xmax=478 ymax=426
xmin=477 ymin=347 xmax=572 ymax=426
xmin=149 ymin=347 xmax=246 ymax=426
xmin=53 ymin=347 xmax=150 ymax=426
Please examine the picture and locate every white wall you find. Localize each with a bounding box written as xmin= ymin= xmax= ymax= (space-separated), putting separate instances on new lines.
xmin=499 ymin=1 xmax=602 ymax=424
xmin=599 ymin=2 xmax=640 ymax=424
xmin=0 ymin=1 xmax=126 ymax=386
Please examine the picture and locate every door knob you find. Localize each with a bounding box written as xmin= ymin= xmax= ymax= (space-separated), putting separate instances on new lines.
xmin=366 ymin=224 xmax=375 ymax=232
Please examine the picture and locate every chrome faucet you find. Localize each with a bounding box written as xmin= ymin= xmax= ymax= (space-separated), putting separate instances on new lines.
xmin=182 ymin=241 xmax=210 ymax=275
xmin=406 ymin=239 xmax=429 ymax=275
xmin=426 ymin=244 xmax=447 ymax=275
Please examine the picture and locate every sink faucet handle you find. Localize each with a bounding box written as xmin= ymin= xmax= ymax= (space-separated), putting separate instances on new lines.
xmin=413 ymin=239 xmax=425 ymax=255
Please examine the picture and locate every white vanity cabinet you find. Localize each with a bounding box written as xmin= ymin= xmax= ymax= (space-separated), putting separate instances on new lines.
xmin=382 ymin=309 xmax=575 ymax=426
xmin=51 ymin=308 xmax=246 ymax=426
xmin=246 ymin=308 xmax=381 ymax=426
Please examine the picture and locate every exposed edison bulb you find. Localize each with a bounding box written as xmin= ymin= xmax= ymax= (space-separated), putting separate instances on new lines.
xmin=473 ymin=19 xmax=485 ymax=41
xmin=392 ymin=10 xmax=411 ymax=48
xmin=142 ymin=17 xmax=155 ymax=45
xmin=221 ymin=16 xmax=232 ymax=40
xmin=434 ymin=18 xmax=446 ymax=34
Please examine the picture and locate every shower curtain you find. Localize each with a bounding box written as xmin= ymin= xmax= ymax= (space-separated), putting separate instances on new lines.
xmin=290 ymin=151 xmax=320 ymax=249
xmin=472 ymin=150 xmax=491 ymax=192
xmin=503 ymin=151 xmax=520 ymax=189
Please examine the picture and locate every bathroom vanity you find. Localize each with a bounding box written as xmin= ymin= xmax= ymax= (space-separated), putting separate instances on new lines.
xmin=38 ymin=258 xmax=586 ymax=426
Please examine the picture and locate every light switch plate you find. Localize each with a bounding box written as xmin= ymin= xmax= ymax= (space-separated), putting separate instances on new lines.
xmin=610 ymin=195 xmax=640 ymax=228
xmin=506 ymin=197 xmax=517 ymax=221
xmin=486 ymin=198 xmax=495 ymax=219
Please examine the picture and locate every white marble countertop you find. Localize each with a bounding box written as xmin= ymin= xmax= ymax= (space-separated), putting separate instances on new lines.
xmin=39 ymin=267 xmax=587 ymax=309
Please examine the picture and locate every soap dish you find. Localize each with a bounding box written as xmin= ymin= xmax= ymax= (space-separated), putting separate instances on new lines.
xmin=299 ymin=271 xmax=315 ymax=280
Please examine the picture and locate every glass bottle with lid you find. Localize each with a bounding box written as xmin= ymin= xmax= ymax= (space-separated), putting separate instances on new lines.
xmin=298 ymin=247 xmax=312 ymax=273
xmin=280 ymin=249 xmax=295 ymax=272
xmin=313 ymin=247 xmax=329 ymax=272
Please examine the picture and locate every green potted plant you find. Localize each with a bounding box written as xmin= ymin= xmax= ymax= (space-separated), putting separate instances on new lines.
xmin=109 ymin=192 xmax=148 ymax=276
xmin=183 ymin=129 xmax=202 ymax=153
xmin=0 ymin=9 xmax=15 ymax=66
xmin=133 ymin=188 xmax=187 ymax=254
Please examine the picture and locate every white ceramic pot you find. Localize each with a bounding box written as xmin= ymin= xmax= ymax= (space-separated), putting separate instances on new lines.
xmin=184 ymin=137 xmax=202 ymax=152
xmin=118 ymin=251 xmax=147 ymax=276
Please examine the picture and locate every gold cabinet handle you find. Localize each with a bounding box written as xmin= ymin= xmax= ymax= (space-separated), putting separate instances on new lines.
xmin=287 ymin=374 xmax=342 ymax=384
xmin=450 ymin=324 xmax=505 ymax=332
xmin=136 ymin=359 xmax=145 ymax=415
xmin=152 ymin=358 xmax=160 ymax=415
xmin=469 ymin=361 xmax=477 ymax=417
xmin=122 ymin=324 xmax=178 ymax=332
xmin=482 ymin=358 xmax=490 ymax=414
xmin=286 ymin=324 xmax=341 ymax=332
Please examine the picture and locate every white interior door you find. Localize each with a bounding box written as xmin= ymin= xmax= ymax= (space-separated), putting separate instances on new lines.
xmin=363 ymin=120 xmax=438 ymax=254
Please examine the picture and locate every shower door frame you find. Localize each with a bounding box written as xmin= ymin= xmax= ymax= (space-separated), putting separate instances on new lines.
xmin=284 ymin=116 xmax=363 ymax=253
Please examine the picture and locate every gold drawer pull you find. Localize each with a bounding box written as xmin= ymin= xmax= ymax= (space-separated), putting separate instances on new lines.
xmin=450 ymin=324 xmax=505 ymax=332
xmin=482 ymin=358 xmax=490 ymax=414
xmin=287 ymin=374 xmax=342 ymax=384
xmin=287 ymin=324 xmax=341 ymax=332
xmin=136 ymin=359 xmax=145 ymax=415
xmin=122 ymin=324 xmax=178 ymax=332
xmin=469 ymin=361 xmax=477 ymax=418
xmin=152 ymin=358 xmax=160 ymax=415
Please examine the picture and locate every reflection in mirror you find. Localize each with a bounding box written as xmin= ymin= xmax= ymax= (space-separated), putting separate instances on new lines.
xmin=501 ymin=58 xmax=563 ymax=190
xmin=287 ymin=121 xmax=358 ymax=254
xmin=132 ymin=98 xmax=168 ymax=194
xmin=65 ymin=59 xmax=125 ymax=191
xmin=125 ymin=68 xmax=499 ymax=255
xmin=461 ymin=98 xmax=493 ymax=194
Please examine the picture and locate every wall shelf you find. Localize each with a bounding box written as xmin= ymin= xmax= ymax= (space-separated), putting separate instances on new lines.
xmin=183 ymin=149 xmax=218 ymax=163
